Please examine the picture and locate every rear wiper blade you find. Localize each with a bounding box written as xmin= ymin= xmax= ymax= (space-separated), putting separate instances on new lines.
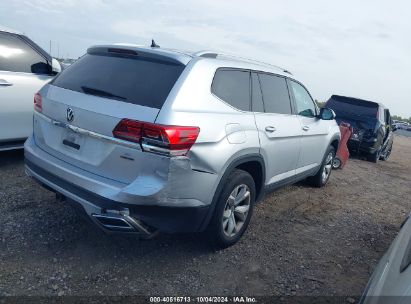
xmin=81 ymin=86 xmax=126 ymax=101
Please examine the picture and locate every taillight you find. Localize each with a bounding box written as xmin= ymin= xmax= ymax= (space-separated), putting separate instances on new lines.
xmin=113 ymin=119 xmax=200 ymax=157
xmin=112 ymin=119 xmax=142 ymax=143
xmin=34 ymin=93 xmax=42 ymax=112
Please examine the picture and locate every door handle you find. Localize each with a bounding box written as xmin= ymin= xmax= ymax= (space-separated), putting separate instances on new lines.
xmin=0 ymin=79 xmax=13 ymax=86
xmin=302 ymin=126 xmax=310 ymax=131
xmin=265 ymin=126 xmax=276 ymax=133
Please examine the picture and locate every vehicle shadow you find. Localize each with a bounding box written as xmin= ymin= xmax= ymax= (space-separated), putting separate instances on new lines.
xmin=3 ymin=193 xmax=215 ymax=263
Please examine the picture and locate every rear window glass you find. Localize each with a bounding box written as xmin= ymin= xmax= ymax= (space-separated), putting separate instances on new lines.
xmin=259 ymin=73 xmax=292 ymax=115
xmin=326 ymin=97 xmax=378 ymax=118
xmin=211 ymin=69 xmax=250 ymax=111
xmin=52 ymin=53 xmax=185 ymax=109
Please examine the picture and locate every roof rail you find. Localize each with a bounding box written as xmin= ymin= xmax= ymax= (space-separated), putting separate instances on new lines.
xmin=192 ymin=50 xmax=218 ymax=58
xmin=219 ymin=53 xmax=293 ymax=75
xmin=0 ymin=25 xmax=22 ymax=35
xmin=193 ymin=50 xmax=292 ymax=75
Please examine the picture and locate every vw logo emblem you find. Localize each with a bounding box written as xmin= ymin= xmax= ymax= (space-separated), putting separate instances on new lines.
xmin=66 ymin=108 xmax=74 ymax=123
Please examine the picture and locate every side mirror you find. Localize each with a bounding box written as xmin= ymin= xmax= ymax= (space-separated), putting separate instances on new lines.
xmin=319 ymin=107 xmax=336 ymax=120
xmin=392 ymin=125 xmax=397 ymax=131
xmin=51 ymin=58 xmax=62 ymax=75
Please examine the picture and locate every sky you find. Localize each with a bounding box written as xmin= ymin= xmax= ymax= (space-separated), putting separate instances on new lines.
xmin=1 ymin=0 xmax=410 ymax=117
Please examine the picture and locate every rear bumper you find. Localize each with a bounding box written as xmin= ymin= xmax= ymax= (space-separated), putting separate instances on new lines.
xmin=24 ymin=136 xmax=212 ymax=233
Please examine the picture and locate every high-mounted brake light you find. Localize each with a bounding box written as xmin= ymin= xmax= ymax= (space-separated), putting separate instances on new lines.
xmin=112 ymin=119 xmax=200 ymax=157
xmin=34 ymin=92 xmax=42 ymax=112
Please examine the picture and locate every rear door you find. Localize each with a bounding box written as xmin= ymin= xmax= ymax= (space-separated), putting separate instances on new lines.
xmin=34 ymin=48 xmax=185 ymax=183
xmin=252 ymin=72 xmax=301 ymax=185
xmin=0 ymin=31 xmax=52 ymax=145
xmin=288 ymin=80 xmax=329 ymax=172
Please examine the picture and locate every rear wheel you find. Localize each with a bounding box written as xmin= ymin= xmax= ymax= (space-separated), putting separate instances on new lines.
xmin=207 ymin=169 xmax=255 ymax=249
xmin=307 ymin=146 xmax=335 ymax=187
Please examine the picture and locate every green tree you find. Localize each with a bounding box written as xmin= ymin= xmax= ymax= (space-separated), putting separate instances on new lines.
xmin=315 ymin=100 xmax=326 ymax=108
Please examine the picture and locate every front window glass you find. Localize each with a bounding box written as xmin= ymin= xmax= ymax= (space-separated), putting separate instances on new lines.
xmin=290 ymin=81 xmax=317 ymax=117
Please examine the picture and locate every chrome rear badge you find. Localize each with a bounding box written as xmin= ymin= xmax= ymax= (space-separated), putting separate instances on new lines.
xmin=66 ymin=108 xmax=74 ymax=123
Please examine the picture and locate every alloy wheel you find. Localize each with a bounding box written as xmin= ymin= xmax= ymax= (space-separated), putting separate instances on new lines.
xmin=322 ymin=151 xmax=334 ymax=183
xmin=222 ymin=184 xmax=251 ymax=238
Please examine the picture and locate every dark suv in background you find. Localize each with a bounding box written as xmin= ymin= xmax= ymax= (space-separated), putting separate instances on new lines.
xmin=325 ymin=95 xmax=394 ymax=163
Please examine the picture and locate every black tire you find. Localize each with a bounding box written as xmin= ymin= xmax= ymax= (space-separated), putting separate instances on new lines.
xmin=381 ymin=143 xmax=393 ymax=161
xmin=368 ymin=147 xmax=381 ymax=163
xmin=207 ymin=169 xmax=255 ymax=249
xmin=307 ymin=146 xmax=335 ymax=188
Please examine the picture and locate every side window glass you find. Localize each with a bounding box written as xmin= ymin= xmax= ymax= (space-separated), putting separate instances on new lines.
xmin=0 ymin=32 xmax=50 ymax=74
xmin=251 ymin=72 xmax=264 ymax=112
xmin=384 ymin=109 xmax=391 ymax=125
xmin=211 ymin=69 xmax=250 ymax=111
xmin=380 ymin=108 xmax=385 ymax=124
xmin=289 ymin=81 xmax=317 ymax=117
xmin=258 ymin=73 xmax=292 ymax=115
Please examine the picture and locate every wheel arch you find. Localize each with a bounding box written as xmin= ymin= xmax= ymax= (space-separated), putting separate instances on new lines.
xmin=198 ymin=154 xmax=266 ymax=231
xmin=329 ymin=134 xmax=340 ymax=152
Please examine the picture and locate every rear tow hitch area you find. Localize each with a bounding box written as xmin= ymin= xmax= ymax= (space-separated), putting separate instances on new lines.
xmin=91 ymin=209 xmax=158 ymax=239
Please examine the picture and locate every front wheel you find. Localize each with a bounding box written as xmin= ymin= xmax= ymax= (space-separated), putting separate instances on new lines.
xmin=381 ymin=143 xmax=393 ymax=161
xmin=307 ymin=146 xmax=335 ymax=187
xmin=368 ymin=148 xmax=381 ymax=163
xmin=207 ymin=169 xmax=255 ymax=249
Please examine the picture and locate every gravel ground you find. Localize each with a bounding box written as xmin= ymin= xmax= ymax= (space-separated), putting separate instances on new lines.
xmin=1 ymin=135 xmax=411 ymax=298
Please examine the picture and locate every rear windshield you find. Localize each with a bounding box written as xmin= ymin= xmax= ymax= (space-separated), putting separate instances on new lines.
xmin=52 ymin=53 xmax=185 ymax=109
xmin=326 ymin=97 xmax=378 ymax=118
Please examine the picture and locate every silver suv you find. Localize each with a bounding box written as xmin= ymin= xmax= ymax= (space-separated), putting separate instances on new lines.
xmin=24 ymin=44 xmax=340 ymax=248
xmin=0 ymin=26 xmax=61 ymax=151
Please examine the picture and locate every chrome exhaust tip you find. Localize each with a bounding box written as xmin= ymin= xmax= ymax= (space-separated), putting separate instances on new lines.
xmin=92 ymin=214 xmax=135 ymax=232
xmin=91 ymin=210 xmax=158 ymax=238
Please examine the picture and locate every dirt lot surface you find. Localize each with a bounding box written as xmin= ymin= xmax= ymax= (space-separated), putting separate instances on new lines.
xmin=1 ymin=135 xmax=411 ymax=299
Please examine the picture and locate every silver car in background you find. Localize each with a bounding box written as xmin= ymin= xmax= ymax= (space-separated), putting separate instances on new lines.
xmin=0 ymin=26 xmax=61 ymax=151
xmin=24 ymin=44 xmax=340 ymax=248
xmin=361 ymin=214 xmax=411 ymax=304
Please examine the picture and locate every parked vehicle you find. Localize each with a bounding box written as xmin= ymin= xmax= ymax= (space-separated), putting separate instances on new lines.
xmin=0 ymin=26 xmax=61 ymax=151
xmin=360 ymin=213 xmax=411 ymax=303
xmin=60 ymin=58 xmax=76 ymax=69
xmin=325 ymin=95 xmax=394 ymax=163
xmin=24 ymin=45 xmax=340 ymax=248
xmin=394 ymin=122 xmax=409 ymax=130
